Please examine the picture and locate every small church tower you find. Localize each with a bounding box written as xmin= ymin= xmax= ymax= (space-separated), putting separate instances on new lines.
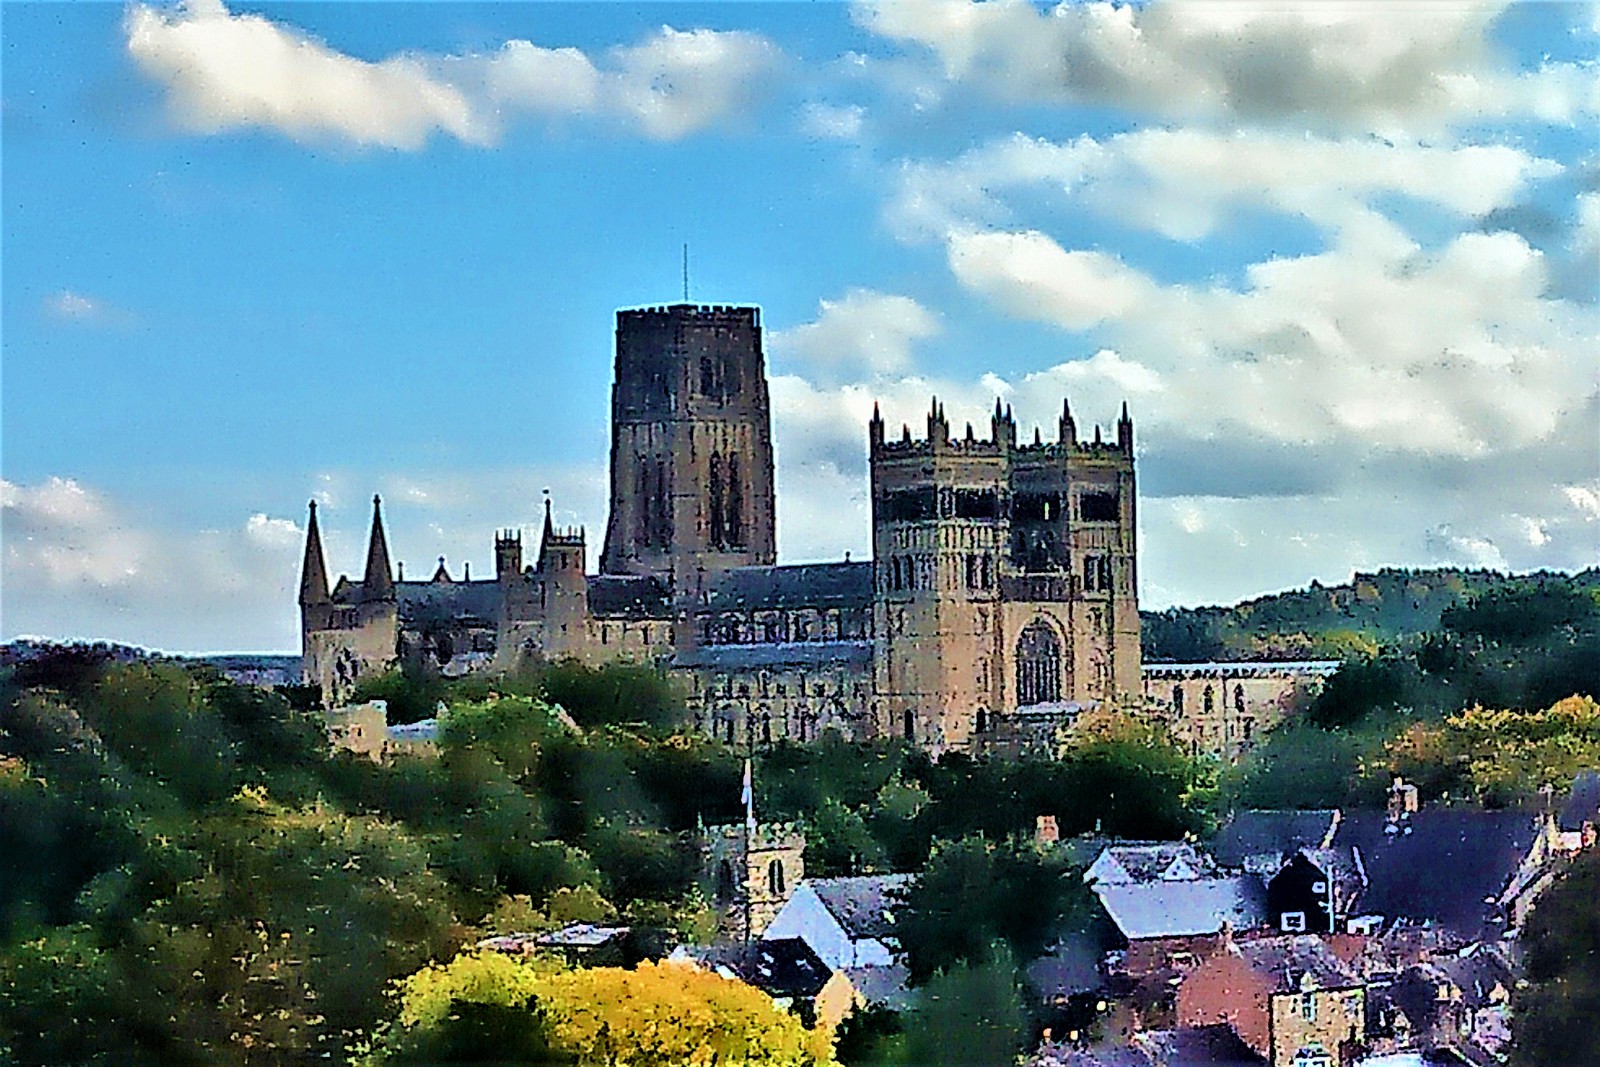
xmin=702 ymin=822 xmax=805 ymax=943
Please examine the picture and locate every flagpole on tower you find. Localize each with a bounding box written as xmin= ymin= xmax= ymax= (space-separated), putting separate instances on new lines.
xmin=741 ymin=756 xmax=754 ymax=944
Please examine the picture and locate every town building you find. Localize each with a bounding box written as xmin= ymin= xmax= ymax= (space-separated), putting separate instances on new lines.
xmin=1178 ymin=935 xmax=1366 ymax=1067
xmin=298 ymin=301 xmax=1143 ymax=753
xmin=1141 ymin=661 xmax=1340 ymax=761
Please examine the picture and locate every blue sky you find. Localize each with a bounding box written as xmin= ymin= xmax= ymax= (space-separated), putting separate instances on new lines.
xmin=3 ymin=0 xmax=1597 ymax=653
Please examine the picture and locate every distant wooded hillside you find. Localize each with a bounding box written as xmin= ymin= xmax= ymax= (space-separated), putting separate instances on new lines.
xmin=1142 ymin=567 xmax=1600 ymax=662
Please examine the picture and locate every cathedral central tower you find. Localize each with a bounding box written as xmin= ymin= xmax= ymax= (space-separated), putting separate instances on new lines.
xmin=600 ymin=304 xmax=777 ymax=585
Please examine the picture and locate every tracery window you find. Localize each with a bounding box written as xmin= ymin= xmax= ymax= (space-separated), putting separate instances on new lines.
xmin=1016 ymin=620 xmax=1063 ymax=706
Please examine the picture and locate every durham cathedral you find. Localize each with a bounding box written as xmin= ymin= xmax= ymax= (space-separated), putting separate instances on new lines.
xmin=299 ymin=301 xmax=1142 ymax=755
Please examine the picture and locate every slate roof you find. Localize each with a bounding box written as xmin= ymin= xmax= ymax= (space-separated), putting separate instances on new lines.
xmin=1090 ymin=843 xmax=1214 ymax=885
xmin=1234 ymin=935 xmax=1362 ymax=992
xmin=1330 ymin=810 xmax=1545 ymax=940
xmin=686 ymin=938 xmax=835 ymax=1000
xmin=1093 ymin=876 xmax=1267 ymax=940
xmin=810 ymin=874 xmax=913 ymax=940
xmin=842 ymin=963 xmax=914 ymax=1010
xmin=395 ymin=579 xmax=504 ymax=624
xmin=1211 ymin=810 xmax=1340 ymax=870
xmin=1025 ymin=938 xmax=1105 ymax=999
xmin=1559 ymin=770 xmax=1600 ymax=832
xmin=700 ymin=562 xmax=874 ymax=612
xmin=588 ymin=574 xmax=671 ymax=619
xmin=1134 ymin=1027 xmax=1269 ymax=1067
xmin=673 ymin=640 xmax=873 ymax=671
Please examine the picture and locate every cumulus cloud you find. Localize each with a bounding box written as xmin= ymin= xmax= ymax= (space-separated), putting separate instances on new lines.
xmin=853 ymin=0 xmax=1597 ymax=132
xmin=769 ymin=289 xmax=940 ymax=379
xmin=947 ymin=231 xmax=1157 ymax=330
xmin=889 ymin=129 xmax=1563 ymax=243
xmin=126 ymin=0 xmax=785 ymax=148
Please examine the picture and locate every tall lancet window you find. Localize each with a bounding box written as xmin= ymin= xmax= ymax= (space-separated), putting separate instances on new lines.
xmin=1016 ymin=620 xmax=1063 ymax=706
xmin=636 ymin=458 xmax=652 ymax=545
xmin=726 ymin=455 xmax=744 ymax=547
xmin=653 ymin=458 xmax=671 ymax=546
xmin=709 ymin=453 xmax=725 ymax=548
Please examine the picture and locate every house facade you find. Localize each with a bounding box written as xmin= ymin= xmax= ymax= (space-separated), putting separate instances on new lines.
xmin=1178 ymin=936 xmax=1365 ymax=1067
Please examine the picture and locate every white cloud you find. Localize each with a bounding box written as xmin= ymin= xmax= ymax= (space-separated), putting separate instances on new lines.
xmin=947 ymin=230 xmax=1156 ymax=330
xmin=125 ymin=0 xmax=785 ymax=148
xmin=853 ymin=0 xmax=1596 ymax=132
xmin=43 ymin=290 xmax=104 ymax=320
xmin=41 ymin=289 xmax=134 ymax=326
xmin=800 ymin=101 xmax=867 ymax=141
xmin=126 ymin=0 xmax=488 ymax=149
xmin=1564 ymin=483 xmax=1600 ymax=521
xmin=769 ymin=289 xmax=940 ymax=378
xmin=2 ymin=476 xmax=303 ymax=649
xmin=889 ymin=129 xmax=1562 ymax=244
xmin=605 ymin=27 xmax=784 ymax=140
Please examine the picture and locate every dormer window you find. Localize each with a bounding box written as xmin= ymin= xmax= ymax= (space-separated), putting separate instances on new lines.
xmin=1282 ymin=911 xmax=1307 ymax=932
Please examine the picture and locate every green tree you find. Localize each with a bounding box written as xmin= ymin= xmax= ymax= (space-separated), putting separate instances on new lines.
xmin=897 ymin=836 xmax=1095 ymax=984
xmin=1514 ymin=848 xmax=1600 ymax=1067
xmin=900 ymin=948 xmax=1026 ymax=1067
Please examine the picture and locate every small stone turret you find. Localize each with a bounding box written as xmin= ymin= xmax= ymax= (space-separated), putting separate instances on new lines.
xmin=991 ymin=398 xmax=1017 ymax=450
xmin=495 ymin=529 xmax=523 ymax=580
xmin=1059 ymin=398 xmax=1077 ymax=445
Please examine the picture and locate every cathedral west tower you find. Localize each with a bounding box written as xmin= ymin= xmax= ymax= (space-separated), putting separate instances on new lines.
xmin=600 ymin=304 xmax=777 ymax=587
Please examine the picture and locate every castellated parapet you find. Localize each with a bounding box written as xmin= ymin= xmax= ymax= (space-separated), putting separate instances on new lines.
xmin=869 ymin=396 xmax=1140 ymax=752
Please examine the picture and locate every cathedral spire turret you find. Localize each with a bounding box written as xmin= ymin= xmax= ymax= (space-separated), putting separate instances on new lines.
xmin=362 ymin=494 xmax=395 ymax=601
xmin=1059 ymin=398 xmax=1077 ymax=444
xmin=299 ymin=499 xmax=330 ymax=606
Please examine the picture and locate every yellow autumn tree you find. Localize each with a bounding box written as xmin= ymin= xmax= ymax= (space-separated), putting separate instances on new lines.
xmin=367 ymin=951 xmax=834 ymax=1067
xmin=1380 ymin=695 xmax=1600 ymax=806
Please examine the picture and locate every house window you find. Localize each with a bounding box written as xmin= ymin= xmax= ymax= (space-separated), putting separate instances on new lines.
xmin=1300 ymin=993 xmax=1317 ymax=1022
xmin=1312 ymin=881 xmax=1328 ymax=894
xmin=1172 ymin=686 xmax=1183 ymax=714
xmin=1203 ymin=685 xmax=1215 ymax=715
xmin=1282 ymin=911 xmax=1307 ymax=932
xmin=1290 ymin=1044 xmax=1331 ymax=1067
xmin=767 ymin=858 xmax=786 ymax=897
xmin=904 ymin=708 xmax=915 ymax=741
